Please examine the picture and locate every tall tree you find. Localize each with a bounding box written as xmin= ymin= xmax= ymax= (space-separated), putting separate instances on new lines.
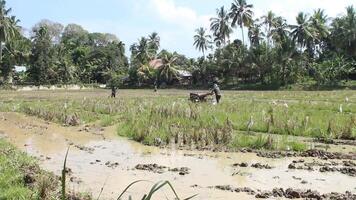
xmin=55 ymin=44 xmax=75 ymax=84
xmin=271 ymin=17 xmax=290 ymax=46
xmin=261 ymin=11 xmax=277 ymax=49
xmin=62 ymin=24 xmax=89 ymax=47
xmin=330 ymin=6 xmax=356 ymax=58
xmin=130 ymin=37 xmax=150 ymax=66
xmin=0 ymin=0 xmax=20 ymax=65
xmin=193 ymin=27 xmax=212 ymax=57
xmin=1 ymin=32 xmax=30 ymax=83
xmin=229 ymin=0 xmax=254 ymax=47
xmin=248 ymin=21 xmax=264 ymax=47
xmin=148 ymin=32 xmax=160 ymax=57
xmin=157 ymin=53 xmax=180 ymax=84
xmin=310 ymin=9 xmax=329 ymax=57
xmin=28 ymin=26 xmax=55 ymax=85
xmin=210 ymin=6 xmax=232 ymax=47
xmin=32 ymin=19 xmax=64 ymax=44
xmin=290 ymin=12 xmax=315 ymax=53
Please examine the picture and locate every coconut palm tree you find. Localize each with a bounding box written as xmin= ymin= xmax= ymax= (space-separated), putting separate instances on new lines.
xmin=248 ymin=21 xmax=264 ymax=47
xmin=210 ymin=6 xmax=232 ymax=48
xmin=344 ymin=6 xmax=356 ymax=52
xmin=130 ymin=37 xmax=150 ymax=65
xmin=157 ymin=53 xmax=180 ymax=84
xmin=229 ymin=0 xmax=254 ymax=47
xmin=0 ymin=0 xmax=20 ymax=64
xmin=270 ymin=17 xmax=290 ymax=48
xmin=290 ymin=12 xmax=315 ymax=52
xmin=311 ymin=9 xmax=329 ymax=29
xmin=193 ymin=27 xmax=212 ymax=57
xmin=331 ymin=6 xmax=356 ymax=57
xmin=148 ymin=32 xmax=160 ymax=57
xmin=310 ymin=9 xmax=329 ymax=57
xmin=261 ymin=11 xmax=277 ymax=48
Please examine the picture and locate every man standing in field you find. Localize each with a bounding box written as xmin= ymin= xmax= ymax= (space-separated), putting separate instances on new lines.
xmin=111 ymin=85 xmax=116 ymax=98
xmin=212 ymin=78 xmax=222 ymax=104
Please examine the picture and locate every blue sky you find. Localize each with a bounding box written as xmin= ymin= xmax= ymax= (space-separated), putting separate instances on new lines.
xmin=8 ymin=0 xmax=356 ymax=58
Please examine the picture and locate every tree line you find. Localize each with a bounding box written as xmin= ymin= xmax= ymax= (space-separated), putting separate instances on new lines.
xmin=193 ymin=0 xmax=356 ymax=88
xmin=0 ymin=0 xmax=355 ymax=89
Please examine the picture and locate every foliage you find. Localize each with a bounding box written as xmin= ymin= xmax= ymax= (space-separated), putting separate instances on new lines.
xmin=0 ymin=139 xmax=60 ymax=200
xmin=193 ymin=27 xmax=212 ymax=57
xmin=1 ymin=0 xmax=356 ymax=88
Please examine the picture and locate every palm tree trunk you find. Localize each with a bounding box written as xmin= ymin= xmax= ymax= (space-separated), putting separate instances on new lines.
xmin=0 ymin=42 xmax=2 ymax=64
xmin=266 ymin=26 xmax=270 ymax=58
xmin=241 ymin=25 xmax=245 ymax=47
xmin=0 ymin=42 xmax=2 ymax=82
xmin=241 ymin=25 xmax=246 ymax=61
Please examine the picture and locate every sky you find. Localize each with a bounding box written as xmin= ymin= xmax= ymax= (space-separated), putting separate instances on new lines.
xmin=7 ymin=0 xmax=356 ymax=58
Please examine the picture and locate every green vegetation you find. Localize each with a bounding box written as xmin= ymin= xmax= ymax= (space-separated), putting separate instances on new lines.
xmin=1 ymin=90 xmax=354 ymax=152
xmin=0 ymin=139 xmax=59 ymax=199
xmin=0 ymin=0 xmax=355 ymax=89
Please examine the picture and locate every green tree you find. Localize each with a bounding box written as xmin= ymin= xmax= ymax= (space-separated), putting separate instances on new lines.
xmin=330 ymin=6 xmax=356 ymax=58
xmin=28 ymin=26 xmax=55 ymax=85
xmin=270 ymin=17 xmax=289 ymax=47
xmin=312 ymin=55 xmax=355 ymax=84
xmin=248 ymin=22 xmax=264 ymax=47
xmin=130 ymin=37 xmax=150 ymax=66
xmin=61 ymin=24 xmax=89 ymax=48
xmin=157 ymin=53 xmax=180 ymax=84
xmin=210 ymin=6 xmax=232 ymax=47
xmin=193 ymin=27 xmax=212 ymax=57
xmin=81 ymin=40 xmax=127 ymax=84
xmin=0 ymin=0 xmax=20 ymax=66
xmin=310 ymin=9 xmax=329 ymax=57
xmin=148 ymin=32 xmax=160 ymax=57
xmin=290 ymin=12 xmax=315 ymax=55
xmin=55 ymin=44 xmax=76 ymax=84
xmin=32 ymin=19 xmax=64 ymax=44
xmin=229 ymin=0 xmax=254 ymax=47
xmin=1 ymin=33 xmax=30 ymax=83
xmin=261 ymin=11 xmax=277 ymax=58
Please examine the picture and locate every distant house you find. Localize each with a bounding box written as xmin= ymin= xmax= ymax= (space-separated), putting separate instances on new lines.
xmin=177 ymin=70 xmax=192 ymax=85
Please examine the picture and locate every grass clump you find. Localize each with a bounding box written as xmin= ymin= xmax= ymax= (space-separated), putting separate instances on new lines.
xmin=0 ymin=139 xmax=59 ymax=200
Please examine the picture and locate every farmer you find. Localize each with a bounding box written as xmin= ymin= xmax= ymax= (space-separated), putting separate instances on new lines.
xmin=111 ymin=85 xmax=116 ymax=98
xmin=153 ymin=79 xmax=158 ymax=93
xmin=211 ymin=78 xmax=222 ymax=103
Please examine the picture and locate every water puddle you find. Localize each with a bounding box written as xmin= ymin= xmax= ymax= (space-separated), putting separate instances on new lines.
xmin=0 ymin=112 xmax=355 ymax=200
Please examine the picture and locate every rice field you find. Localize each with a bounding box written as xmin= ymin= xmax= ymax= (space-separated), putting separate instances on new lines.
xmin=0 ymin=89 xmax=355 ymax=151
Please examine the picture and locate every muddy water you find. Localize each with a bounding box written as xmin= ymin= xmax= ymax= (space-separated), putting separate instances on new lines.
xmin=0 ymin=112 xmax=355 ymax=200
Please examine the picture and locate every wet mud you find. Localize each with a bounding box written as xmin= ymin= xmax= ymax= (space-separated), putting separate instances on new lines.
xmin=0 ymin=112 xmax=355 ymax=200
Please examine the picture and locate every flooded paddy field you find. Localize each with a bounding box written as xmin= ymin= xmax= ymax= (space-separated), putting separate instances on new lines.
xmin=0 ymin=89 xmax=355 ymax=199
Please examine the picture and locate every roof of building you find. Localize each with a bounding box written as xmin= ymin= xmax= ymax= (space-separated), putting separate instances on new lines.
xmin=148 ymin=59 xmax=164 ymax=69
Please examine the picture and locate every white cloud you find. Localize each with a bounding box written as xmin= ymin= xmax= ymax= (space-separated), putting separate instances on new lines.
xmin=256 ymin=0 xmax=356 ymax=24
xmin=146 ymin=0 xmax=214 ymax=57
xmin=150 ymin=0 xmax=211 ymax=29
